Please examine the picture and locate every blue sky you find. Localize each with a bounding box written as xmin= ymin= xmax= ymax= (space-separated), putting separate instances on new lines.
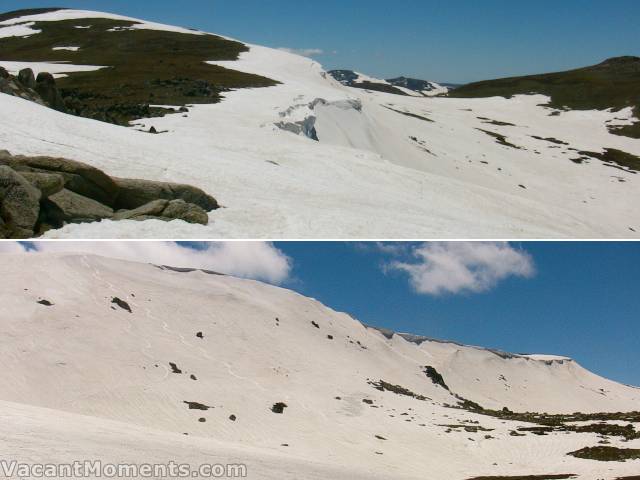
xmin=3 ymin=0 xmax=639 ymax=83
xmin=271 ymin=242 xmax=640 ymax=387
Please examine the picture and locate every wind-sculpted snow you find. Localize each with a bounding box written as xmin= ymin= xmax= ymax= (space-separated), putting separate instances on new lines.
xmin=1 ymin=253 xmax=639 ymax=479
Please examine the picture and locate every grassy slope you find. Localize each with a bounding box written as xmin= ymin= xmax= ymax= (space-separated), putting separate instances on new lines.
xmin=450 ymin=57 xmax=640 ymax=138
xmin=0 ymin=16 xmax=278 ymax=123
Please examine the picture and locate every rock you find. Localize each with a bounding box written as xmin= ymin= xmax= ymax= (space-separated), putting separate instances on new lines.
xmin=114 ymin=199 xmax=209 ymax=225
xmin=35 ymin=72 xmax=66 ymax=112
xmin=48 ymin=189 xmax=113 ymax=223
xmin=19 ymin=171 xmax=65 ymax=197
xmin=162 ymin=199 xmax=209 ymax=225
xmin=113 ymin=177 xmax=218 ymax=211
xmin=113 ymin=199 xmax=169 ymax=220
xmin=17 ymin=68 xmax=36 ymax=89
xmin=0 ymin=67 xmax=9 ymax=79
xmin=0 ymin=165 xmax=41 ymax=238
xmin=0 ymin=153 xmax=119 ymax=206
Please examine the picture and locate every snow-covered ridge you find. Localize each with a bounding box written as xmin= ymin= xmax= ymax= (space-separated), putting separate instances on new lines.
xmin=1 ymin=252 xmax=639 ymax=479
xmin=369 ymin=326 xmax=573 ymax=364
xmin=0 ymin=8 xmax=207 ymax=36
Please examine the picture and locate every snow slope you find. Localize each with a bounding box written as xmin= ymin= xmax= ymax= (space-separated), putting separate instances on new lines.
xmin=1 ymin=9 xmax=639 ymax=239
xmin=1 ymin=252 xmax=639 ymax=479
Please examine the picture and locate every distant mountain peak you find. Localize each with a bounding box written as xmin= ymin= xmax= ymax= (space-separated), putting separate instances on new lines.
xmin=328 ymin=69 xmax=448 ymax=97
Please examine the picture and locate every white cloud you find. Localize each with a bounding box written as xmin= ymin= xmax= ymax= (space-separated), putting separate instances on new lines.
xmin=1 ymin=241 xmax=292 ymax=285
xmin=278 ymin=47 xmax=325 ymax=57
xmin=385 ymin=242 xmax=535 ymax=296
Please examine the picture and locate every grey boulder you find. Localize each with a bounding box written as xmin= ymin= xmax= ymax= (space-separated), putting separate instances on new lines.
xmin=19 ymin=171 xmax=65 ymax=198
xmin=48 ymin=189 xmax=114 ymax=223
xmin=114 ymin=199 xmax=209 ymax=225
xmin=0 ymin=165 xmax=41 ymax=238
xmin=17 ymin=68 xmax=36 ymax=89
xmin=113 ymin=177 xmax=219 ymax=211
xmin=0 ymin=152 xmax=118 ymax=206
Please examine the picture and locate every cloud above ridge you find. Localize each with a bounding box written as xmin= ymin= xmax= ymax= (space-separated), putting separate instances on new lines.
xmin=0 ymin=241 xmax=292 ymax=285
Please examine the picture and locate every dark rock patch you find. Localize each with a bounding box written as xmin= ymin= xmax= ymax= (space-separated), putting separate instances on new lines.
xmin=183 ymin=401 xmax=211 ymax=411
xmin=424 ymin=366 xmax=449 ymax=390
xmin=576 ymin=148 xmax=639 ymax=173
xmin=111 ymin=297 xmax=132 ymax=313
xmin=229 ymin=414 xmax=237 ymax=421
xmin=37 ymin=299 xmax=53 ymax=306
xmin=477 ymin=129 xmax=522 ymax=149
xmin=478 ymin=117 xmax=516 ymax=127
xmin=531 ymin=135 xmax=569 ymax=145
xmin=271 ymin=402 xmax=288 ymax=414
xmin=311 ymin=321 xmax=320 ymax=329
xmin=169 ymin=362 xmax=182 ymax=374
xmin=196 ymin=332 xmax=204 ymax=339
xmin=368 ymin=379 xmax=430 ymax=401
xmin=383 ymin=105 xmax=434 ymax=122
xmin=568 ymin=446 xmax=640 ymax=462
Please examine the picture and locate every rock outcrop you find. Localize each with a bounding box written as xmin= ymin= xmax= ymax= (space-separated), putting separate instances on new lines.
xmin=0 ymin=67 xmax=67 ymax=112
xmin=0 ymin=165 xmax=41 ymax=238
xmin=0 ymin=150 xmax=218 ymax=238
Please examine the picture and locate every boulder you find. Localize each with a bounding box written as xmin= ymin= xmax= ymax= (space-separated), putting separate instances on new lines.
xmin=48 ymin=189 xmax=113 ymax=223
xmin=19 ymin=171 xmax=65 ymax=197
xmin=0 ymin=153 xmax=118 ymax=206
xmin=113 ymin=199 xmax=169 ymax=220
xmin=113 ymin=177 xmax=218 ymax=211
xmin=0 ymin=66 xmax=8 ymax=79
xmin=162 ymin=199 xmax=209 ymax=225
xmin=114 ymin=199 xmax=209 ymax=225
xmin=17 ymin=68 xmax=36 ymax=89
xmin=0 ymin=165 xmax=41 ymax=238
xmin=35 ymin=72 xmax=66 ymax=112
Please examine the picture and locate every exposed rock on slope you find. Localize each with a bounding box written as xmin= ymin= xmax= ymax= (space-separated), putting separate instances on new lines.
xmin=0 ymin=150 xmax=218 ymax=238
xmin=328 ymin=69 xmax=448 ymax=97
xmin=0 ymin=66 xmax=66 ymax=111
